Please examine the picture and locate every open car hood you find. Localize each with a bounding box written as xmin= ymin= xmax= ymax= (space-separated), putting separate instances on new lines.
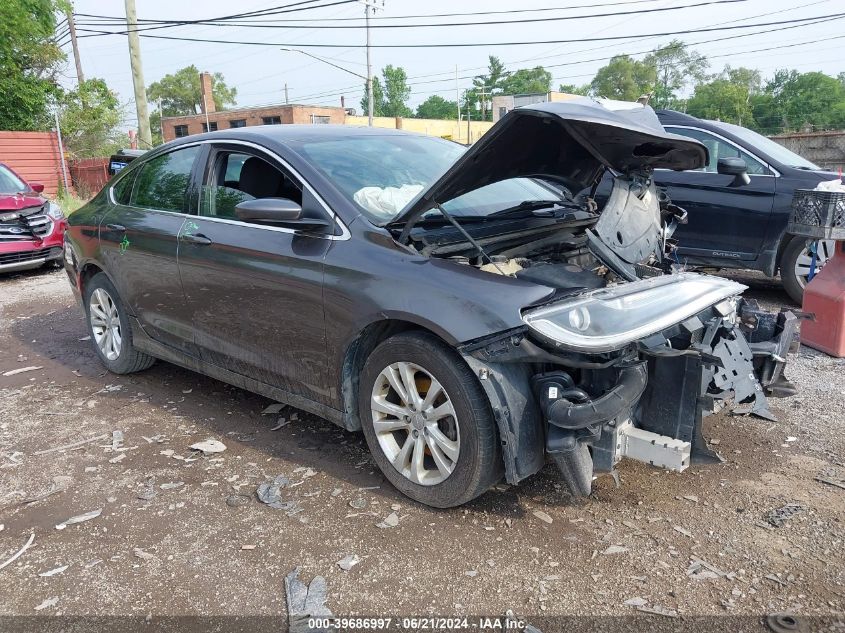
xmin=392 ymin=98 xmax=707 ymax=234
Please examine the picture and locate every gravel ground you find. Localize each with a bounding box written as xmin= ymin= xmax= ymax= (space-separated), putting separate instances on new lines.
xmin=0 ymin=267 xmax=843 ymax=632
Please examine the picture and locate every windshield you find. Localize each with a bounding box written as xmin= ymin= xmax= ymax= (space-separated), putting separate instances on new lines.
xmin=298 ymin=135 xmax=565 ymax=225
xmin=711 ymin=121 xmax=821 ymax=171
xmin=0 ymin=165 xmax=27 ymax=194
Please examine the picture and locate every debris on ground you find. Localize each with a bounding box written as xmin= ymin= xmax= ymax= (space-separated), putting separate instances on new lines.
xmin=261 ymin=403 xmax=286 ymax=415
xmin=348 ymin=498 xmax=367 ymax=510
xmin=2 ymin=366 xmax=42 ymax=377
xmin=34 ymin=597 xmax=58 ymax=611
xmin=336 ymin=554 xmax=360 ymax=571
xmin=159 ymin=482 xmax=184 ymax=491
xmin=38 ymin=565 xmax=68 ymax=577
xmin=0 ymin=533 xmax=35 ymax=570
xmin=376 ymin=512 xmax=399 ymax=528
xmin=285 ymin=567 xmax=332 ymax=633
xmin=109 ymin=453 xmax=125 ymax=464
xmin=532 ymin=510 xmax=553 ymax=524
xmin=636 ymin=604 xmax=678 ymax=618
xmin=256 ymin=475 xmax=293 ymax=510
xmin=686 ymin=558 xmax=729 ymax=581
xmin=764 ymin=503 xmax=805 ymax=527
xmin=21 ymin=475 xmax=72 ymax=505
xmin=815 ymin=476 xmax=845 ymax=491
xmin=55 ymin=508 xmax=102 ymax=530
xmin=602 ymin=545 xmax=628 ymax=555
xmin=271 ymin=417 xmax=291 ymax=431
xmin=673 ymin=525 xmax=694 ymax=538
xmin=138 ymin=478 xmax=156 ymax=501
xmin=241 ymin=544 xmax=256 ymax=550
xmin=111 ymin=430 xmax=124 ymax=451
xmin=133 ymin=548 xmax=157 ymax=561
xmin=623 ymin=597 xmax=647 ymax=607
xmin=189 ymin=438 xmax=227 ymax=454
xmin=32 ymin=433 xmax=109 ymax=456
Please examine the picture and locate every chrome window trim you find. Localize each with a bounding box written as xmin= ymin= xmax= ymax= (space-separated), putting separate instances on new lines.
xmin=663 ymin=124 xmax=781 ymax=178
xmin=108 ymin=138 xmax=350 ymax=241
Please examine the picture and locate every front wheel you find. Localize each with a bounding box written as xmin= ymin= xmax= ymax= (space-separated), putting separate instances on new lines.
xmin=780 ymin=236 xmax=834 ymax=305
xmin=84 ymin=273 xmax=155 ymax=374
xmin=358 ymin=331 xmax=502 ymax=508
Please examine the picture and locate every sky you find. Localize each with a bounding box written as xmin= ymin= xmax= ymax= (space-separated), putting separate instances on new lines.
xmin=59 ymin=0 xmax=845 ymax=130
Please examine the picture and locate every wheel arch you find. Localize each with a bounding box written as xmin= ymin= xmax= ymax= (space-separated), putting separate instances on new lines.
xmin=339 ymin=318 xmax=456 ymax=432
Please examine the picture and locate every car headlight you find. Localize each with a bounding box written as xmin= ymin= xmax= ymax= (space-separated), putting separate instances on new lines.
xmin=521 ymin=273 xmax=747 ymax=352
xmin=46 ymin=201 xmax=64 ymax=220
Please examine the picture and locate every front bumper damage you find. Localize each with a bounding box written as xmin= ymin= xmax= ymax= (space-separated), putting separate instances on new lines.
xmin=460 ymin=297 xmax=799 ymax=497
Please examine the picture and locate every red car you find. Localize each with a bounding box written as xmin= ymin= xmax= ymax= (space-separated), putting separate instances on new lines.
xmin=0 ymin=162 xmax=67 ymax=274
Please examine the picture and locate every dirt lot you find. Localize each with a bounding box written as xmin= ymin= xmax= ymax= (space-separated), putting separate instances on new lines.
xmin=1 ymin=268 xmax=844 ymax=631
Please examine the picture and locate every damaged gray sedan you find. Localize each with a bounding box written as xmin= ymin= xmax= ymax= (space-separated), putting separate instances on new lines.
xmin=64 ymin=98 xmax=798 ymax=507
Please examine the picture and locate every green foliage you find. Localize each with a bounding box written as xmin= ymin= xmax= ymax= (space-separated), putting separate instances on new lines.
xmin=147 ymin=65 xmax=237 ymax=117
xmin=762 ymin=70 xmax=845 ymax=132
xmin=590 ymin=55 xmax=655 ymax=101
xmin=381 ymin=65 xmax=412 ymax=118
xmin=415 ymin=95 xmax=458 ymax=120
xmin=499 ymin=67 xmax=553 ymax=96
xmin=687 ymin=66 xmax=761 ymax=126
xmin=361 ymin=67 xmax=413 ymax=118
xmin=0 ymin=0 xmax=65 ymax=130
xmin=58 ymin=78 xmax=124 ymax=158
xmin=56 ymin=190 xmax=85 ymax=214
xmin=643 ymin=40 xmax=708 ymax=109
xmin=360 ymin=76 xmax=386 ymax=116
xmin=559 ymin=83 xmax=590 ymax=96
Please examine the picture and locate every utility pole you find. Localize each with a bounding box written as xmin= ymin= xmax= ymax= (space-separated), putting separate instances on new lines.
xmin=284 ymin=83 xmax=289 ymax=104
xmin=455 ymin=65 xmax=460 ymax=133
xmin=125 ymin=0 xmax=152 ymax=149
xmin=66 ymin=9 xmax=85 ymax=85
xmin=359 ymin=0 xmax=384 ymax=127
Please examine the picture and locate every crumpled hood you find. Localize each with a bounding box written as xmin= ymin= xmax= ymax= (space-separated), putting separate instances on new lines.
xmin=393 ymin=98 xmax=707 ymax=232
xmin=0 ymin=192 xmax=45 ymax=213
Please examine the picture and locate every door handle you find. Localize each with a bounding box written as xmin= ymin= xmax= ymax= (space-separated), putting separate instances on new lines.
xmin=106 ymin=223 xmax=126 ymax=232
xmin=181 ymin=233 xmax=213 ymax=245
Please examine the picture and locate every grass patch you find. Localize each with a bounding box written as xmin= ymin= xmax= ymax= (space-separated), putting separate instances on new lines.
xmin=56 ymin=192 xmax=86 ymax=216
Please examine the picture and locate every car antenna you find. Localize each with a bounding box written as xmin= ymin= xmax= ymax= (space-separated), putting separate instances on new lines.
xmin=434 ymin=202 xmax=506 ymax=275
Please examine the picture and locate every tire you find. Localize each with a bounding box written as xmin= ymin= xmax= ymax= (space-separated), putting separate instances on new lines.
xmin=780 ymin=236 xmax=834 ymax=305
xmin=83 ymin=273 xmax=155 ymax=374
xmin=358 ymin=331 xmax=502 ymax=508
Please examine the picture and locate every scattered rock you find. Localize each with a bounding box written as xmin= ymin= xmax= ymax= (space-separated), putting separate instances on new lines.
xmin=765 ymin=503 xmax=805 ymax=528
xmin=34 ymin=597 xmax=58 ymax=611
xmin=160 ymin=482 xmax=184 ymax=490
xmin=673 ymin=525 xmax=694 ymax=538
xmin=337 ymin=554 xmax=360 ymax=571
xmin=189 ymin=439 xmax=226 ymax=454
xmin=349 ymin=498 xmax=367 ymax=510
xmin=602 ymin=545 xmax=628 ymax=555
xmin=377 ymin=512 xmax=399 ymax=528
xmin=226 ymin=494 xmax=250 ymax=508
xmin=532 ymin=510 xmax=553 ymax=525
xmin=257 ymin=475 xmax=293 ymax=510
xmin=262 ymin=403 xmax=286 ymax=415
xmin=241 ymin=544 xmax=256 ymax=550
xmin=624 ymin=597 xmax=647 ymax=607
xmin=133 ymin=547 xmax=157 ymax=561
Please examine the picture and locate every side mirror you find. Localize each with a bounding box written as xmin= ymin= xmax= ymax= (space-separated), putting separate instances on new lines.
xmin=234 ymin=198 xmax=331 ymax=231
xmin=717 ymin=157 xmax=750 ymax=186
xmin=29 ymin=183 xmax=45 ymax=193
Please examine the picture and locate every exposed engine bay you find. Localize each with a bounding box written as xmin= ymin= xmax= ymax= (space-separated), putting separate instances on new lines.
xmin=408 ymin=170 xmax=799 ymax=497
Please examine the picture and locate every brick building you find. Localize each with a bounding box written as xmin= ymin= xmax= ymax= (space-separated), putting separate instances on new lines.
xmin=160 ymin=72 xmax=347 ymax=142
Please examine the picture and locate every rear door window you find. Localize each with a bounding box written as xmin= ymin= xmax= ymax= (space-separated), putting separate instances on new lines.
xmin=132 ymin=146 xmax=201 ymax=212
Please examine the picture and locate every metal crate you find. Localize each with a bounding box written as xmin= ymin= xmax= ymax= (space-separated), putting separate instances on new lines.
xmin=787 ymin=189 xmax=845 ymax=240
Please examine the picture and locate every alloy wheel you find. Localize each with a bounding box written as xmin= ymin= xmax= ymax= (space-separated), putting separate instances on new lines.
xmin=370 ymin=361 xmax=460 ymax=486
xmin=794 ymin=239 xmax=834 ymax=289
xmin=89 ymin=287 xmax=122 ymax=361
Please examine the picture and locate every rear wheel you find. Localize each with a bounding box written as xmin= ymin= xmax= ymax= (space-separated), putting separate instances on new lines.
xmin=780 ymin=236 xmax=834 ymax=304
xmin=84 ymin=273 xmax=155 ymax=374
xmin=359 ymin=331 xmax=502 ymax=508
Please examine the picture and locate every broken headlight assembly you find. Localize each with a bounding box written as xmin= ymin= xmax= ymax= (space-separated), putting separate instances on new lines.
xmin=521 ymin=272 xmax=746 ymax=352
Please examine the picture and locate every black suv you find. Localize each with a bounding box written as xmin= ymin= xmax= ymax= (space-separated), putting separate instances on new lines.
xmin=609 ymin=110 xmax=839 ymax=303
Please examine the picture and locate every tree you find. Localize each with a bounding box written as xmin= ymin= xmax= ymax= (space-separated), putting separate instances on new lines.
xmin=0 ymin=0 xmax=64 ymax=130
xmin=58 ymin=78 xmax=124 ymax=158
xmin=559 ymin=83 xmax=590 ymax=96
xmin=763 ymin=70 xmax=845 ymax=132
xmin=381 ymin=65 xmax=412 ymax=118
xmin=360 ymin=76 xmax=386 ymax=117
xmin=147 ymin=65 xmax=237 ymax=117
xmin=471 ymin=56 xmax=509 ymax=120
xmin=499 ymin=66 xmax=553 ymax=96
xmin=416 ymin=95 xmax=458 ymax=120
xmin=643 ymin=40 xmax=708 ymax=109
xmin=687 ymin=66 xmax=761 ymax=126
xmin=590 ymin=55 xmax=655 ymax=101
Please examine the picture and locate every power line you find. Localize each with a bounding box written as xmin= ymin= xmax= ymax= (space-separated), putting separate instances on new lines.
xmin=72 ymin=0 xmax=752 ymax=33
xmin=73 ymin=12 xmax=845 ymax=47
